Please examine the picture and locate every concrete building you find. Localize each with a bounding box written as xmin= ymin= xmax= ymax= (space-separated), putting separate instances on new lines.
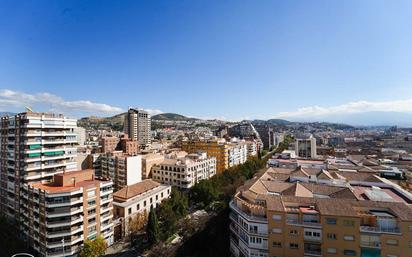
xmin=113 ymin=179 xmax=171 ymax=239
xmin=123 ymin=108 xmax=151 ymax=147
xmin=182 ymin=139 xmax=229 ymax=173
xmin=228 ymin=141 xmax=248 ymax=167
xmin=74 ymin=127 xmax=86 ymax=146
xmin=152 ymin=152 xmax=216 ymax=189
xmin=141 ymin=153 xmax=165 ymax=179
xmin=0 ymin=112 xmax=78 ymax=224
xmin=229 ymin=168 xmax=412 ymax=257
xmin=182 ymin=139 xmax=250 ymax=173
xmin=23 ymin=169 xmax=114 ymax=256
xmin=99 ymin=136 xmax=120 ymax=153
xmin=295 ymin=134 xmax=317 ymax=159
xmin=119 ymin=135 xmax=139 ymax=156
xmin=99 ymin=151 xmax=142 ymax=191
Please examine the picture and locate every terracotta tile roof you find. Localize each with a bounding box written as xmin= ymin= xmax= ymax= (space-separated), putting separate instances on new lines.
xmin=113 ymin=179 xmax=161 ymax=201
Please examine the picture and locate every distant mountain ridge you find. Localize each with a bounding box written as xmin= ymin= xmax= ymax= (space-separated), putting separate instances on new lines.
xmin=152 ymin=113 xmax=199 ymax=121
xmin=78 ymin=112 xmax=199 ymax=130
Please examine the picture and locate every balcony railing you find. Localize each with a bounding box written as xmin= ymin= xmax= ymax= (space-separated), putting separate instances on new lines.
xmin=286 ymin=219 xmax=321 ymax=227
xmin=360 ymin=241 xmax=381 ymax=248
xmin=360 ymin=226 xmax=401 ymax=234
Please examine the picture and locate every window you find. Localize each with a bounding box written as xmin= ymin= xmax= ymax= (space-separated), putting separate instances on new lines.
xmin=289 ymin=230 xmax=298 ymax=236
xmin=343 ymin=220 xmax=354 ymax=227
xmin=128 ymin=208 xmax=132 ymax=215
xmin=386 ymin=239 xmax=398 ymax=246
xmin=343 ymin=250 xmax=356 ymax=256
xmin=272 ymin=228 xmax=282 ymax=234
xmin=327 ymin=233 xmax=337 ymax=240
xmin=272 ymin=214 xmax=281 ymax=221
xmin=272 ymin=242 xmax=282 ymax=248
xmin=87 ymin=190 xmax=95 ymax=197
xmin=344 ymin=235 xmax=354 ymax=241
xmin=289 ymin=243 xmax=299 ymax=249
xmin=136 ymin=204 xmax=140 ymax=210
xmin=327 ymin=248 xmax=337 ymax=254
xmin=326 ymin=218 xmax=337 ymax=225
xmin=144 ymin=200 xmax=147 ymax=207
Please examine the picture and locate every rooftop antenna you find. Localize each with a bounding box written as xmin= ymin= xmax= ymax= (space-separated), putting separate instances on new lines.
xmin=25 ymin=106 xmax=33 ymax=112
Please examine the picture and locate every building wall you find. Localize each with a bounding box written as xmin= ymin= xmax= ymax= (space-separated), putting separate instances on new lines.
xmin=181 ymin=141 xmax=229 ymax=173
xmin=126 ymin=155 xmax=142 ymax=185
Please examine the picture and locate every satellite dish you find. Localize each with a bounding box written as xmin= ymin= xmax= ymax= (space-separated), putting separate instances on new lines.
xmin=25 ymin=106 xmax=33 ymax=112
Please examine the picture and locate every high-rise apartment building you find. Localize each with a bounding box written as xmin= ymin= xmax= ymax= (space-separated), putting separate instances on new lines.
xmin=0 ymin=112 xmax=78 ymax=224
xmin=23 ymin=169 xmax=114 ymax=256
xmin=123 ymin=108 xmax=151 ymax=147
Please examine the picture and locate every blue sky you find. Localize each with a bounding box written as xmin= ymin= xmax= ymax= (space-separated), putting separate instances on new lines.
xmin=1 ymin=0 xmax=412 ymax=122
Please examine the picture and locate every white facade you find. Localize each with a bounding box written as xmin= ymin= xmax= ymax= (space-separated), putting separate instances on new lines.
xmin=152 ymin=152 xmax=216 ymax=189
xmin=228 ymin=142 xmax=248 ymax=167
xmin=100 ymin=153 xmax=142 ymax=191
xmin=295 ymin=134 xmax=317 ymax=159
xmin=126 ymin=155 xmax=142 ymax=185
xmin=113 ymin=180 xmax=171 ymax=235
xmin=229 ymin=201 xmax=269 ymax=257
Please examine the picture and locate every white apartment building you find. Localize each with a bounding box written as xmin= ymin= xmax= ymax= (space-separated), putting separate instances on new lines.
xmin=113 ymin=179 xmax=171 ymax=238
xmin=99 ymin=151 xmax=142 ymax=191
xmin=0 ymin=112 xmax=78 ymax=224
xmin=295 ymin=134 xmax=317 ymax=159
xmin=228 ymin=141 xmax=248 ymax=167
xmin=151 ymin=152 xmax=216 ymax=189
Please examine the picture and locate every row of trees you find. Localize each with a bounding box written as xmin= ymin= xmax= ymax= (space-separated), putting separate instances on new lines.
xmin=144 ymin=156 xmax=267 ymax=257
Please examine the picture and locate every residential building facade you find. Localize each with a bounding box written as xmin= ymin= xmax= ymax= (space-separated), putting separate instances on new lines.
xmin=152 ymin=152 xmax=216 ymax=189
xmin=99 ymin=151 xmax=142 ymax=191
xmin=113 ymin=179 xmax=171 ymax=239
xmin=0 ymin=112 xmax=78 ymax=224
xmin=123 ymin=108 xmax=151 ymax=147
xmin=23 ymin=169 xmax=114 ymax=257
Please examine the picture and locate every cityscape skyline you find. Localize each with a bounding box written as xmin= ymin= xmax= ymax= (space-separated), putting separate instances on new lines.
xmin=1 ymin=0 xmax=412 ymax=124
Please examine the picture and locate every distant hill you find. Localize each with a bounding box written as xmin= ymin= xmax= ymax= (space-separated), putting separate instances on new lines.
xmin=152 ymin=113 xmax=198 ymax=121
xmin=251 ymin=119 xmax=291 ymax=126
xmin=0 ymin=112 xmax=16 ymax=117
xmin=78 ymin=112 xmax=201 ymax=131
xmin=78 ymin=112 xmax=126 ymax=131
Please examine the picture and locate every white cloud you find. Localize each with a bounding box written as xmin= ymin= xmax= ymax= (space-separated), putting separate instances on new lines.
xmin=0 ymin=89 xmax=123 ymax=115
xmin=275 ymin=99 xmax=412 ymax=119
xmin=144 ymin=109 xmax=163 ymax=116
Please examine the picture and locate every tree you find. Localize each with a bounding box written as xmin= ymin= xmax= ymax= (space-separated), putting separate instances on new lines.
xmin=79 ymin=236 xmax=107 ymax=257
xmin=128 ymin=210 xmax=148 ymax=233
xmin=146 ymin=207 xmax=160 ymax=246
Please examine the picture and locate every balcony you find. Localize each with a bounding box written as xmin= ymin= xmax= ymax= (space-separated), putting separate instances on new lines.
xmin=47 ymin=225 xmax=83 ymax=238
xmin=46 ymin=215 xmax=83 ymax=228
xmin=229 ymin=199 xmax=267 ymax=223
xmin=360 ymin=226 xmax=401 ymax=235
xmin=360 ymin=240 xmax=381 ymax=248
xmin=46 ymin=197 xmax=82 ymax=208
xmin=46 ymin=206 xmax=83 ymax=218
xmin=286 ymin=219 xmax=321 ymax=228
xmin=46 ymin=235 xmax=84 ymax=248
